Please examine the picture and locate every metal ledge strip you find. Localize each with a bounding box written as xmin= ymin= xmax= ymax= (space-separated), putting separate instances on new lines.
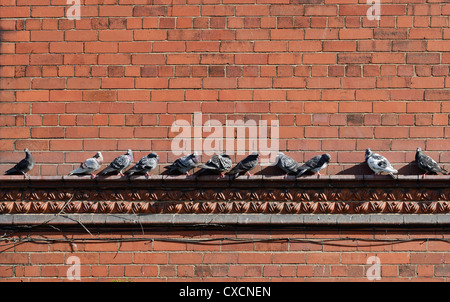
xmin=1 ymin=213 xmax=449 ymax=226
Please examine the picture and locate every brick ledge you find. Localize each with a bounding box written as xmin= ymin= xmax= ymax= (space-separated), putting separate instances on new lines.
xmin=0 ymin=175 xmax=449 ymax=217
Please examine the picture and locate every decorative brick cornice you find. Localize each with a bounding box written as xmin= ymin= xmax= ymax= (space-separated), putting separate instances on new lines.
xmin=0 ymin=175 xmax=449 ymax=215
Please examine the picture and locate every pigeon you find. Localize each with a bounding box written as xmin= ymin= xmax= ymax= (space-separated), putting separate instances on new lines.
xmin=164 ymin=152 xmax=199 ymax=176
xmin=296 ymin=153 xmax=331 ymax=178
xmin=99 ymin=149 xmax=133 ymax=176
xmin=5 ymin=148 xmax=35 ymax=178
xmin=228 ymin=152 xmax=259 ymax=180
xmin=68 ymin=152 xmax=103 ymax=178
xmin=126 ymin=152 xmax=159 ymax=178
xmin=197 ymin=153 xmax=232 ymax=178
xmin=415 ymin=147 xmax=448 ymax=178
xmin=365 ymin=148 xmax=397 ymax=178
xmin=273 ymin=152 xmax=302 ymax=178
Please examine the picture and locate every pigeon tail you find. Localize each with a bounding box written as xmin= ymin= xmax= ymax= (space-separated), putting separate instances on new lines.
xmin=296 ymin=169 xmax=308 ymax=177
xmin=5 ymin=167 xmax=18 ymax=175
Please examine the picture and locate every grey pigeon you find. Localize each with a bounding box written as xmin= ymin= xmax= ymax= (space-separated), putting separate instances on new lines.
xmin=69 ymin=152 xmax=103 ymax=178
xmin=5 ymin=148 xmax=35 ymax=178
xmin=228 ymin=152 xmax=259 ymax=180
xmin=197 ymin=153 xmax=232 ymax=178
xmin=126 ymin=152 xmax=159 ymax=178
xmin=164 ymin=152 xmax=199 ymax=176
xmin=415 ymin=147 xmax=448 ymax=177
xmin=273 ymin=152 xmax=301 ymax=178
xmin=99 ymin=149 xmax=133 ymax=176
xmin=365 ymin=148 xmax=397 ymax=178
xmin=297 ymin=153 xmax=331 ymax=178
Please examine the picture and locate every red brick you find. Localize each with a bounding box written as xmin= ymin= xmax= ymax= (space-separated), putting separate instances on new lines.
xmin=305 ymin=127 xmax=338 ymax=138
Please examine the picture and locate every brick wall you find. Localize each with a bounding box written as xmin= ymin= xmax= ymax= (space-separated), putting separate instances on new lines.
xmin=0 ymin=0 xmax=449 ymax=283
xmin=1 ymin=0 xmax=449 ymax=175
xmin=0 ymin=227 xmax=449 ymax=281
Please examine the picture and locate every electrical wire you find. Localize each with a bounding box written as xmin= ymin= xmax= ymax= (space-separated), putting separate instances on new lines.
xmin=0 ymin=231 xmax=449 ymax=250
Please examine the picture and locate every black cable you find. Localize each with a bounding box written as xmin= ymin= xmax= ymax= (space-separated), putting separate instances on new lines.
xmin=0 ymin=234 xmax=448 ymax=251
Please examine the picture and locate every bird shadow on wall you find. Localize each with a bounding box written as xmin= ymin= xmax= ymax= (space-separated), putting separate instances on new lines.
xmin=255 ymin=162 xmax=428 ymax=177
xmin=335 ymin=161 xmax=425 ymax=176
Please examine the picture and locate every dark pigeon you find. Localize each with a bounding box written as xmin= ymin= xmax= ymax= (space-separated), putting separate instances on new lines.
xmin=365 ymin=148 xmax=397 ymax=178
xmin=5 ymin=148 xmax=35 ymax=178
xmin=68 ymin=151 xmax=103 ymax=178
xmin=415 ymin=147 xmax=448 ymax=177
xmin=197 ymin=153 xmax=232 ymax=178
xmin=297 ymin=153 xmax=331 ymax=178
xmin=228 ymin=152 xmax=259 ymax=180
xmin=99 ymin=149 xmax=133 ymax=176
xmin=164 ymin=152 xmax=199 ymax=176
xmin=126 ymin=152 xmax=159 ymax=178
xmin=273 ymin=152 xmax=301 ymax=178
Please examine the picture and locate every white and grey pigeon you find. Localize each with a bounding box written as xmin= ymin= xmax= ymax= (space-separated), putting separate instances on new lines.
xmin=197 ymin=153 xmax=233 ymax=178
xmin=68 ymin=152 xmax=103 ymax=178
xmin=296 ymin=153 xmax=331 ymax=178
xmin=365 ymin=148 xmax=397 ymax=178
xmin=273 ymin=152 xmax=302 ymax=178
xmin=164 ymin=152 xmax=199 ymax=176
xmin=5 ymin=148 xmax=35 ymax=178
xmin=415 ymin=147 xmax=448 ymax=178
xmin=126 ymin=152 xmax=159 ymax=178
xmin=99 ymin=149 xmax=133 ymax=176
xmin=228 ymin=152 xmax=259 ymax=180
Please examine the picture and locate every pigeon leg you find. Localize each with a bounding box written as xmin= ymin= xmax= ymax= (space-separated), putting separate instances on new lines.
xmin=145 ymin=172 xmax=151 ymax=179
xmin=90 ymin=173 xmax=96 ymax=179
xmin=283 ymin=173 xmax=289 ymax=179
xmin=245 ymin=171 xmax=253 ymax=178
xmin=220 ymin=172 xmax=225 ymax=178
xmin=422 ymin=172 xmax=427 ymax=179
xmin=119 ymin=171 xmax=125 ymax=177
xmin=317 ymin=172 xmax=321 ymax=179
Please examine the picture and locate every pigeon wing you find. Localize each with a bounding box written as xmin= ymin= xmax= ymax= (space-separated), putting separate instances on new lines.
xmin=127 ymin=156 xmax=156 ymax=175
xmin=296 ymin=155 xmax=321 ymax=176
xmin=101 ymin=155 xmax=130 ymax=174
xmin=417 ymin=154 xmax=442 ymax=173
xmin=69 ymin=157 xmax=100 ymax=175
xmin=278 ymin=154 xmax=301 ymax=174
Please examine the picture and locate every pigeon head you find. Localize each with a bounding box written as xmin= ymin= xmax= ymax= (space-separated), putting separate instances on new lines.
xmin=250 ymin=152 xmax=259 ymax=158
xmin=148 ymin=152 xmax=159 ymax=162
xmin=221 ymin=153 xmax=231 ymax=159
xmin=192 ymin=151 xmax=199 ymax=163
xmin=416 ymin=147 xmax=422 ymax=153
xmin=322 ymin=153 xmax=331 ymax=163
xmin=94 ymin=152 xmax=104 ymax=164
xmin=24 ymin=148 xmax=29 ymax=153
xmin=365 ymin=148 xmax=373 ymax=160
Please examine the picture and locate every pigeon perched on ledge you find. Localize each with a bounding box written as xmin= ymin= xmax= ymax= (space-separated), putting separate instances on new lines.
xmin=296 ymin=153 xmax=331 ymax=178
xmin=228 ymin=152 xmax=259 ymax=180
xmin=365 ymin=148 xmax=397 ymax=178
xmin=415 ymin=147 xmax=448 ymax=178
xmin=164 ymin=152 xmax=199 ymax=176
xmin=68 ymin=152 xmax=103 ymax=178
xmin=5 ymin=148 xmax=35 ymax=178
xmin=126 ymin=152 xmax=159 ymax=178
xmin=197 ymin=153 xmax=232 ymax=178
xmin=273 ymin=152 xmax=301 ymax=178
xmin=99 ymin=149 xmax=133 ymax=177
